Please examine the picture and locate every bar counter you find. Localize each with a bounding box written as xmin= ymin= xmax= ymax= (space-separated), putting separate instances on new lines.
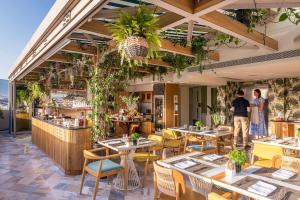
xmin=32 ymin=117 xmax=91 ymax=175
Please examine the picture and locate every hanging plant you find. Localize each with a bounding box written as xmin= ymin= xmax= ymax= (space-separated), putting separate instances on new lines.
xmin=191 ymin=36 xmax=208 ymax=72
xmin=162 ymin=53 xmax=193 ymax=77
xmin=279 ymin=8 xmax=300 ymax=25
xmin=214 ymin=33 xmax=240 ymax=46
xmin=225 ymin=9 xmax=271 ymax=32
xmin=108 ymin=4 xmax=161 ymax=65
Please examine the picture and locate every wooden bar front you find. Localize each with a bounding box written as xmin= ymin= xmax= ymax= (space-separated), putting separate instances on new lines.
xmin=32 ymin=117 xmax=91 ymax=175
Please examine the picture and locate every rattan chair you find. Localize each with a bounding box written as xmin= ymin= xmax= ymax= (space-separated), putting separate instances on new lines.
xmin=216 ymin=126 xmax=234 ymax=154
xmin=189 ymin=176 xmax=232 ymax=200
xmin=80 ymin=147 xmax=127 ymax=200
xmin=153 ymin=161 xmax=205 ymax=200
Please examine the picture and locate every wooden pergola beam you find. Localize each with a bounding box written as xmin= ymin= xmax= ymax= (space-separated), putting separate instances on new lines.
xmin=77 ymin=21 xmax=219 ymax=61
xmin=146 ymin=0 xmax=278 ymax=51
xmin=199 ymin=11 xmax=278 ymax=50
xmin=62 ymin=42 xmax=97 ymax=55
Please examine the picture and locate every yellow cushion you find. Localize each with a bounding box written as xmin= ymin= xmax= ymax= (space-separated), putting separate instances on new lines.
xmin=162 ymin=129 xmax=178 ymax=140
xmin=208 ymin=192 xmax=227 ymax=200
xmin=253 ymin=159 xmax=273 ymax=168
xmin=252 ymin=143 xmax=284 ymax=160
xmin=164 ymin=139 xmax=181 ymax=148
xmin=148 ymin=134 xmax=163 ymax=147
xmin=133 ymin=152 xmax=160 ymax=162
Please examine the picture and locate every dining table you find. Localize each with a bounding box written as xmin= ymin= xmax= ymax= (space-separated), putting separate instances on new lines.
xmin=253 ymin=137 xmax=300 ymax=153
xmin=158 ymin=152 xmax=300 ymax=200
xmin=168 ymin=127 xmax=233 ymax=153
xmin=98 ymin=137 xmax=157 ymax=190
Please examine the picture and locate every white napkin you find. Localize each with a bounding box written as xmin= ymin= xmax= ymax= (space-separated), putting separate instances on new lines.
xmin=174 ymin=160 xmax=197 ymax=169
xmin=272 ymin=169 xmax=295 ymax=180
xmin=106 ymin=140 xmax=122 ymax=145
xmin=202 ymin=154 xmax=223 ymax=161
xmin=270 ymin=139 xmax=284 ymax=144
xmin=139 ymin=140 xmax=151 ymax=145
xmin=248 ymin=181 xmax=277 ymax=197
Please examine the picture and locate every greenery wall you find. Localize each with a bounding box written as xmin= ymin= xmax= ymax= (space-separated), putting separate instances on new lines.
xmin=217 ymin=78 xmax=300 ymax=125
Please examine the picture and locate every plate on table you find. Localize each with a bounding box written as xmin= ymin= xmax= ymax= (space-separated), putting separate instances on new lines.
xmin=247 ymin=181 xmax=277 ymax=197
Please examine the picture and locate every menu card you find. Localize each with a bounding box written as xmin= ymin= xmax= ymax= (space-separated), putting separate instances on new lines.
xmin=247 ymin=181 xmax=277 ymax=197
xmin=106 ymin=140 xmax=122 ymax=145
xmin=272 ymin=169 xmax=296 ymax=180
xmin=202 ymin=154 xmax=223 ymax=161
xmin=174 ymin=160 xmax=197 ymax=169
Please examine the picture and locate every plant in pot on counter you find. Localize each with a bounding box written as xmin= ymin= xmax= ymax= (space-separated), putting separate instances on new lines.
xmin=195 ymin=120 xmax=204 ymax=130
xmin=108 ymin=4 xmax=161 ymax=65
xmin=228 ymin=148 xmax=247 ymax=173
xmin=131 ymin=132 xmax=140 ymax=145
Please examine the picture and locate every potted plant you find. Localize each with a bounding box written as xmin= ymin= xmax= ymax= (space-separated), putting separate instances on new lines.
xmin=109 ymin=5 xmax=161 ymax=64
xmin=195 ymin=120 xmax=204 ymax=131
xmin=228 ymin=148 xmax=247 ymax=173
xmin=131 ymin=132 xmax=140 ymax=145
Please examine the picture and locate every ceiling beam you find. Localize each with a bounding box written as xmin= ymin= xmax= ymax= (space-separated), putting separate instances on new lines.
xmin=194 ymin=0 xmax=238 ymax=16
xmin=157 ymin=12 xmax=185 ymax=31
xmin=93 ymin=5 xmax=160 ymax=19
xmin=187 ymin=20 xmax=194 ymax=46
xmin=199 ymin=11 xmax=278 ymax=50
xmin=224 ymin=1 xmax=300 ymax=9
xmin=78 ymin=21 xmax=219 ymax=61
xmin=147 ymin=0 xmax=278 ymax=51
xmin=62 ymin=42 xmax=97 ymax=55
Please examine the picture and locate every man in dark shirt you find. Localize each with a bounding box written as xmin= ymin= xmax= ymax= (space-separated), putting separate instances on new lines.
xmin=231 ymin=90 xmax=250 ymax=148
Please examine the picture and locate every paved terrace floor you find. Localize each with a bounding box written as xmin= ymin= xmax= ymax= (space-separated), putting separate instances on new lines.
xmin=0 ymin=132 xmax=153 ymax=200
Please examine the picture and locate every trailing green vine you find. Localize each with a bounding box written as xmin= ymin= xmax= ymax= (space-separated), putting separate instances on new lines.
xmin=162 ymin=53 xmax=193 ymax=77
xmin=89 ymin=53 xmax=129 ymax=141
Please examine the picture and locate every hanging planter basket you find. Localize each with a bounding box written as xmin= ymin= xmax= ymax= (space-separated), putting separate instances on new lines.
xmin=123 ymin=36 xmax=149 ymax=60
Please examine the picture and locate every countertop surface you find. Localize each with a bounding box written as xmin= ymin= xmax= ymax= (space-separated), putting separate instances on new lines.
xmin=271 ymin=119 xmax=300 ymax=123
xmin=33 ymin=117 xmax=91 ymax=130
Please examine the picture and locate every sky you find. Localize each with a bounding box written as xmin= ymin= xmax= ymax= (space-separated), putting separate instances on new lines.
xmin=0 ymin=0 xmax=55 ymax=80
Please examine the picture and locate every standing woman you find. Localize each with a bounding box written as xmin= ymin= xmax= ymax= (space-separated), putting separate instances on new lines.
xmin=250 ymin=89 xmax=267 ymax=139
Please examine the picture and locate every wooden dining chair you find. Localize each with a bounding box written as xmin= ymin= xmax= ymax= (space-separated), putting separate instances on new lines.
xmin=80 ymin=147 xmax=128 ymax=200
xmin=184 ymin=134 xmax=218 ymax=154
xmin=272 ymin=156 xmax=300 ymax=173
xmin=133 ymin=134 xmax=164 ymax=188
xmin=216 ymin=126 xmax=234 ymax=154
xmin=251 ymin=143 xmax=284 ymax=168
xmin=153 ymin=161 xmax=205 ymax=200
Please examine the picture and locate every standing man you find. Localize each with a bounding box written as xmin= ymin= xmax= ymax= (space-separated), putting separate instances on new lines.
xmin=231 ymin=90 xmax=250 ymax=148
